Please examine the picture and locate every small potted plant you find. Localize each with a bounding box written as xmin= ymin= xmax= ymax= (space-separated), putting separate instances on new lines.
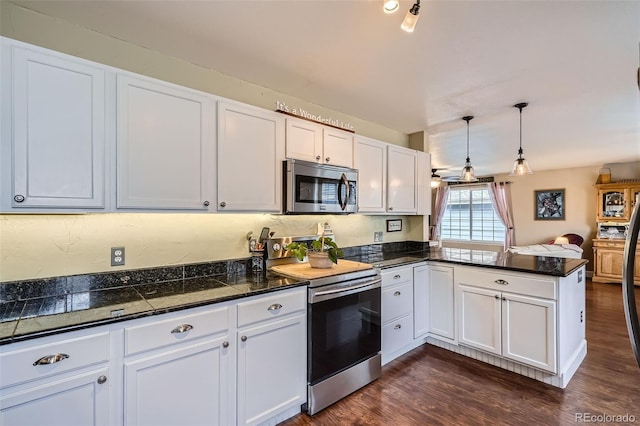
xmin=286 ymin=235 xmax=344 ymax=269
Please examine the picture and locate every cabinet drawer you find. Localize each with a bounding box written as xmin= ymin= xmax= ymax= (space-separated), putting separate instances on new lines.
xmin=125 ymin=307 xmax=229 ymax=356
xmin=237 ymin=289 xmax=306 ymax=327
xmin=456 ymin=267 xmax=556 ymax=300
xmin=0 ymin=332 xmax=109 ymax=388
xmin=382 ymin=267 xmax=413 ymax=287
xmin=382 ymin=282 xmax=413 ymax=321
xmin=382 ymin=314 xmax=413 ymax=355
xmin=593 ymin=240 xmax=625 ymax=248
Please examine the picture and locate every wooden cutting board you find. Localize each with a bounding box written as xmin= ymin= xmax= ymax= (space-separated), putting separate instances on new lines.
xmin=270 ymin=259 xmax=373 ymax=280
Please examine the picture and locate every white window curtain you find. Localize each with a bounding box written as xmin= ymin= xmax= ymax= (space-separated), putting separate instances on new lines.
xmin=487 ymin=182 xmax=515 ymax=250
xmin=432 ymin=185 xmax=450 ymax=241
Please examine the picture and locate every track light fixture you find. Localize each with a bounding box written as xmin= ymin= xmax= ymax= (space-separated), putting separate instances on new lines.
xmin=510 ymin=102 xmax=533 ymax=176
xmin=383 ymin=0 xmax=399 ymax=14
xmin=401 ymin=1 xmax=421 ymax=33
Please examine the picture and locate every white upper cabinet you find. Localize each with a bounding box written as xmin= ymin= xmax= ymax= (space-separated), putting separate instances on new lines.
xmin=354 ymin=136 xmax=387 ymax=213
xmin=3 ymin=40 xmax=106 ymax=210
xmin=387 ymin=145 xmax=418 ymax=214
xmin=285 ymin=117 xmax=353 ymax=167
xmin=416 ymin=150 xmax=431 ymax=216
xmin=116 ymin=74 xmax=215 ymax=210
xmin=217 ymin=102 xmax=285 ymax=212
xmin=322 ymin=127 xmax=353 ymax=167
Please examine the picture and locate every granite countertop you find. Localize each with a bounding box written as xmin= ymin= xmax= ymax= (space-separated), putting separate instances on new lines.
xmin=0 ymin=271 xmax=306 ymax=345
xmin=0 ymin=244 xmax=588 ymax=346
xmin=346 ymin=247 xmax=588 ymax=277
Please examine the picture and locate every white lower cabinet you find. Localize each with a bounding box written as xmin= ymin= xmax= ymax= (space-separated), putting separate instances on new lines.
xmin=457 ymin=269 xmax=558 ymax=373
xmin=236 ymin=289 xmax=307 ymax=426
xmin=427 ymin=264 xmax=456 ymax=343
xmin=0 ymin=330 xmax=112 ymax=426
xmin=1 ymin=288 xmax=307 ymax=426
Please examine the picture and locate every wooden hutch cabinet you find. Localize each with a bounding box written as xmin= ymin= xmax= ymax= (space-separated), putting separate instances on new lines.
xmin=592 ymin=182 xmax=640 ymax=285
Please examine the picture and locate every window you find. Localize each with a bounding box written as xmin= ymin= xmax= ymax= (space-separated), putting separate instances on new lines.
xmin=441 ymin=186 xmax=505 ymax=243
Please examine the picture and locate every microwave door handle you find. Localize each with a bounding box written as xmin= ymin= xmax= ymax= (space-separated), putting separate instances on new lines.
xmin=338 ymin=173 xmax=349 ymax=210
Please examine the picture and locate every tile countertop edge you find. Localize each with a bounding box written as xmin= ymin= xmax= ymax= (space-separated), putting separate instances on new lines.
xmin=0 ymin=279 xmax=308 ymax=346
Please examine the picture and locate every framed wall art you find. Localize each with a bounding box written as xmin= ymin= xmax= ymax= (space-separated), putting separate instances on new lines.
xmin=534 ymin=189 xmax=565 ymax=220
xmin=386 ymin=219 xmax=402 ymax=232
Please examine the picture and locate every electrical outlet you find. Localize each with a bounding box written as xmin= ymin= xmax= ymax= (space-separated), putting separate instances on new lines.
xmin=111 ymin=247 xmax=125 ymax=266
xmin=374 ymin=231 xmax=383 ymax=243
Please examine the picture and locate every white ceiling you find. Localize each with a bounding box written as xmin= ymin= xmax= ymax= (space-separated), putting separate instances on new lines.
xmin=11 ymin=0 xmax=640 ymax=178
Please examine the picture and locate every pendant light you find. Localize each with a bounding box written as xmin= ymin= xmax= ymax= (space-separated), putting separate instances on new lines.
xmin=459 ymin=116 xmax=479 ymax=182
xmin=510 ymin=102 xmax=533 ymax=176
xmin=401 ymin=1 xmax=421 ymax=32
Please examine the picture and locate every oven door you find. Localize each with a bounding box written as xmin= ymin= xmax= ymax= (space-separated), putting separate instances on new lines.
xmin=308 ymin=278 xmax=381 ymax=385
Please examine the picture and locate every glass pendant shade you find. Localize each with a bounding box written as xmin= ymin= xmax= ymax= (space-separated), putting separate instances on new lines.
xmin=459 ymin=160 xmax=478 ymax=182
xmin=510 ymin=154 xmax=533 ymax=176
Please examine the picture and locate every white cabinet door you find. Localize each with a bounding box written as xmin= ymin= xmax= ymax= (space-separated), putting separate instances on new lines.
xmin=353 ymin=136 xmax=387 ymax=213
xmin=322 ymin=128 xmax=353 ymax=167
xmin=413 ymin=265 xmax=429 ymax=339
xmin=387 ymin=145 xmax=417 ymax=214
xmin=124 ymin=337 xmax=231 ymax=426
xmin=502 ymin=293 xmax=557 ymax=373
xmin=416 ymin=151 xmax=432 ymax=216
xmin=8 ymin=44 xmax=106 ymax=209
xmin=218 ymin=102 xmax=285 ymax=212
xmin=458 ymin=284 xmax=502 ymax=355
xmin=237 ymin=314 xmax=306 ymax=426
xmin=285 ymin=117 xmax=323 ymax=163
xmin=117 ymin=74 xmax=214 ymax=210
xmin=428 ymin=265 xmax=456 ymax=342
xmin=0 ymin=367 xmax=110 ymax=426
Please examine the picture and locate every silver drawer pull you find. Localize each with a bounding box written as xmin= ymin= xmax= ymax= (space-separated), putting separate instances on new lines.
xmin=494 ymin=279 xmax=509 ymax=285
xmin=394 ymin=291 xmax=401 ymax=296
xmin=171 ymin=324 xmax=194 ymax=334
xmin=394 ymin=324 xmax=402 ymax=330
xmin=393 ymin=274 xmax=401 ymax=279
xmin=33 ymin=353 xmax=69 ymax=366
xmin=267 ymin=303 xmax=283 ymax=311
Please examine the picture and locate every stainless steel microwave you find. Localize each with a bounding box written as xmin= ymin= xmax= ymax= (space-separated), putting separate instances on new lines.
xmin=283 ymin=159 xmax=357 ymax=214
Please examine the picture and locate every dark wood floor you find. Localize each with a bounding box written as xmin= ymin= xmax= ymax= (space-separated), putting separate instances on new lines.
xmin=282 ymin=281 xmax=640 ymax=425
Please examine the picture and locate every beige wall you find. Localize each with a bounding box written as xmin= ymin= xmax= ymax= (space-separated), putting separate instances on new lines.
xmin=0 ymin=214 xmax=423 ymax=282
xmin=494 ymin=165 xmax=601 ymax=271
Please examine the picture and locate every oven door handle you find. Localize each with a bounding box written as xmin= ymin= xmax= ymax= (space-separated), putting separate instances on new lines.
xmin=309 ymin=278 xmax=381 ymax=303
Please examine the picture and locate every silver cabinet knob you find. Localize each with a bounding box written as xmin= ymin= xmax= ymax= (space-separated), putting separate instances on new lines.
xmin=389 ymin=207 xmax=394 ymax=211
xmin=494 ymin=279 xmax=509 ymax=285
xmin=393 ymin=274 xmax=401 ymax=279
xmin=171 ymin=324 xmax=193 ymax=334
xmin=394 ymin=291 xmax=401 ymax=296
xmin=315 ymin=155 xmax=321 ymax=161
xmin=222 ymin=341 xmax=229 ymax=348
xmin=272 ymin=243 xmax=281 ymax=251
xmin=14 ymin=194 xmax=25 ymax=203
xmin=325 ymin=157 xmax=330 ymax=163
xmin=241 ymin=335 xmax=247 ymax=342
xmin=494 ymin=295 xmax=500 ymax=299
xmin=33 ymin=353 xmax=69 ymax=366
xmin=220 ymin=201 xmax=226 ymax=208
xmin=267 ymin=303 xmax=282 ymax=311
xmin=203 ymin=200 xmax=210 ymax=207
xmin=97 ymin=375 xmax=107 ymax=384
xmin=394 ymin=324 xmax=402 ymax=330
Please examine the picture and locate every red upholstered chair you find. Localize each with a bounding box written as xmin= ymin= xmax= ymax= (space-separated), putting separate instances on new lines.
xmin=547 ymin=233 xmax=584 ymax=247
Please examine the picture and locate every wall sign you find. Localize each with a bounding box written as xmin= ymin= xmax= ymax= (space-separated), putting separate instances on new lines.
xmin=275 ymin=101 xmax=355 ymax=132
xmin=386 ymin=219 xmax=402 ymax=232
